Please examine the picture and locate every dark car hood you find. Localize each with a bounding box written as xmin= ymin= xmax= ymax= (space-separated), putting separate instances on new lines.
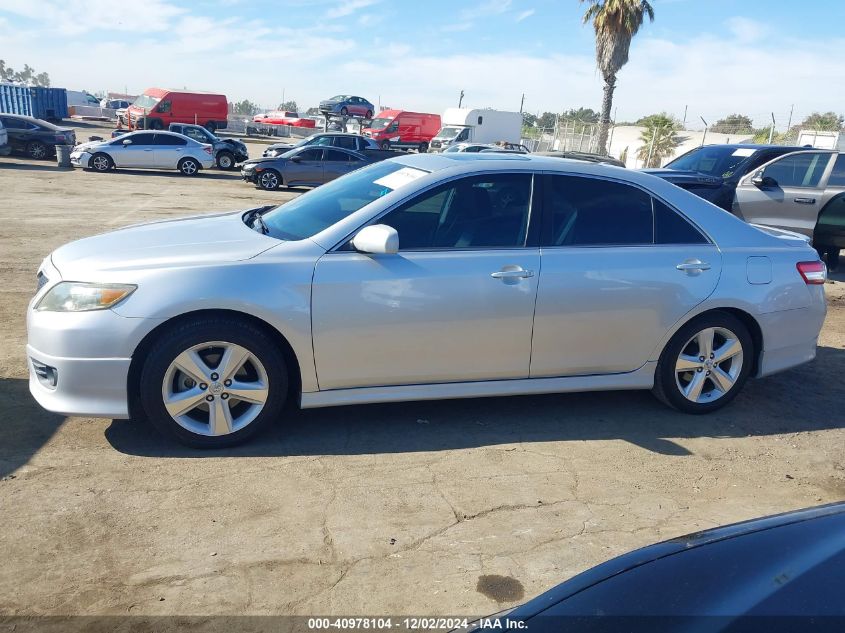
xmin=242 ymin=157 xmax=283 ymax=167
xmin=642 ymin=168 xmax=725 ymax=187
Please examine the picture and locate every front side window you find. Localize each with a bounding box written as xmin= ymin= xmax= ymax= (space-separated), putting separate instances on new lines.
xmin=126 ymin=133 xmax=156 ymax=146
xmin=379 ymin=173 xmax=532 ymax=250
xmin=545 ymin=175 xmax=652 ymax=246
xmin=298 ymin=148 xmax=323 ymax=161
xmin=157 ymin=100 xmax=172 ymax=113
xmin=762 ymin=153 xmax=830 ymax=188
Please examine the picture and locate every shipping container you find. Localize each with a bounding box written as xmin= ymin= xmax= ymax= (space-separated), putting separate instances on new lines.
xmin=0 ymin=84 xmax=68 ymax=121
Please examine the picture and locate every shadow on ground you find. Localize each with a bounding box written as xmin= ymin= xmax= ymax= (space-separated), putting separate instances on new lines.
xmin=101 ymin=345 xmax=845 ymax=460
xmin=0 ymin=378 xmax=64 ymax=478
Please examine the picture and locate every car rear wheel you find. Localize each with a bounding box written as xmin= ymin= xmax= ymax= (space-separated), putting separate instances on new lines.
xmin=216 ymin=150 xmax=235 ymax=170
xmin=258 ymin=169 xmax=281 ymax=190
xmin=139 ymin=316 xmax=288 ymax=448
xmin=27 ymin=141 xmax=48 ymax=160
xmin=178 ymin=157 xmax=201 ymax=176
xmin=148 ymin=118 xmax=164 ymax=130
xmin=418 ymin=142 xmax=428 ymax=153
xmin=340 ymin=106 xmax=348 ymax=116
xmin=90 ymin=152 xmax=113 ymax=172
xmin=365 ymin=110 xmax=373 ymax=119
xmin=380 ymin=140 xmax=390 ymax=150
xmin=652 ymin=312 xmax=753 ymax=414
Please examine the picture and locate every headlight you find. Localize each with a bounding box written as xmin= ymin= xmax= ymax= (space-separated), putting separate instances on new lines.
xmin=36 ymin=282 xmax=137 ymax=312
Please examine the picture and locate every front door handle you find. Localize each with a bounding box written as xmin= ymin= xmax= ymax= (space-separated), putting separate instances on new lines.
xmin=676 ymin=259 xmax=711 ymax=273
xmin=794 ymin=197 xmax=816 ymax=204
xmin=491 ymin=267 xmax=534 ymax=279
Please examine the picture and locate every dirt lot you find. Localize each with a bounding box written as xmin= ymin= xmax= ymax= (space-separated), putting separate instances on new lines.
xmin=2 ymin=122 xmax=844 ymax=620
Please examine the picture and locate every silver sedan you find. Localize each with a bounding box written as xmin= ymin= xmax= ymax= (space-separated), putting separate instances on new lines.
xmin=27 ymin=154 xmax=827 ymax=447
xmin=70 ymin=130 xmax=215 ymax=176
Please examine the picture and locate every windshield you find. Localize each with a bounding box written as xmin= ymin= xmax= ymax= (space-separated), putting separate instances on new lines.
xmin=368 ymin=117 xmax=393 ymax=131
xmin=260 ymin=161 xmax=429 ymax=240
xmin=132 ymin=94 xmax=161 ymax=110
xmin=329 ymin=95 xmax=349 ymax=101
xmin=665 ymin=146 xmax=758 ymax=178
xmin=434 ymin=126 xmax=465 ymax=140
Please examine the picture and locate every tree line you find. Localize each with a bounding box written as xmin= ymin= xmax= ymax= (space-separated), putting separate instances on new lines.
xmin=0 ymin=60 xmax=50 ymax=87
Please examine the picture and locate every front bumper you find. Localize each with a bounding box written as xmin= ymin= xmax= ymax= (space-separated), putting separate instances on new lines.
xmin=241 ymin=168 xmax=258 ymax=183
xmin=69 ymin=150 xmax=90 ymax=167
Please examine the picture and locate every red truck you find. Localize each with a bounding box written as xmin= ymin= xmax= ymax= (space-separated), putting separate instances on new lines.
xmin=124 ymin=88 xmax=228 ymax=132
xmin=362 ymin=110 xmax=441 ymax=152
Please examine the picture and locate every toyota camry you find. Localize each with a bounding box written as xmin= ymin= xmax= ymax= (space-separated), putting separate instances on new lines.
xmin=27 ymin=154 xmax=827 ymax=447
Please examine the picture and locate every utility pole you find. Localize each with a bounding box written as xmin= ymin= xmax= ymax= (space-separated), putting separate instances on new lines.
xmin=786 ymin=104 xmax=794 ymax=131
xmin=519 ymin=93 xmax=525 ymax=113
xmin=682 ymin=105 xmax=688 ymax=129
xmin=700 ymin=116 xmax=709 ymax=146
xmin=768 ymin=112 xmax=776 ymax=144
xmin=281 ymin=88 xmax=285 ymax=108
xmin=458 ymin=90 xmax=465 ymax=108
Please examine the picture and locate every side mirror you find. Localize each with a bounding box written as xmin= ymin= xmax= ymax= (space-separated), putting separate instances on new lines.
xmin=351 ymin=224 xmax=399 ymax=255
xmin=751 ymin=171 xmax=776 ymax=187
xmin=122 ymin=139 xmax=133 ymax=145
xmin=290 ymin=155 xmax=302 ymax=163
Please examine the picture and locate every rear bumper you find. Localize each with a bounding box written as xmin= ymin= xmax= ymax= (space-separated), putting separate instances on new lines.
xmin=757 ymin=299 xmax=826 ymax=377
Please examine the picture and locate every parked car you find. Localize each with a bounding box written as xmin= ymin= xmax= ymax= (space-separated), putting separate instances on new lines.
xmin=262 ymin=133 xmax=379 ymax=158
xmin=65 ymin=90 xmax=100 ymax=108
xmin=318 ymin=95 xmax=374 ymax=118
xmin=0 ymin=113 xmax=75 ymax=159
xmin=362 ymin=110 xmax=441 ymax=151
xmin=241 ymin=145 xmax=372 ymax=190
xmin=69 ymin=130 xmax=214 ymax=176
xmin=101 ymin=99 xmax=130 ymax=110
xmin=647 ymin=145 xmax=844 ymax=269
xmin=253 ymin=111 xmax=316 ymax=128
xmin=539 ymin=150 xmax=625 ymax=167
xmin=445 ymin=142 xmax=530 ymax=154
xmin=27 ymin=154 xmax=827 ymax=448
xmin=124 ymin=88 xmax=228 ymax=132
xmin=168 ymin=123 xmax=248 ymax=170
xmin=0 ymin=118 xmax=9 ymax=156
xmin=472 ymin=503 xmax=845 ymax=630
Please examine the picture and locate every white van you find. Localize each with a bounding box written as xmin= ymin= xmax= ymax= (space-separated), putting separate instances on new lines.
xmin=429 ymin=108 xmax=523 ymax=152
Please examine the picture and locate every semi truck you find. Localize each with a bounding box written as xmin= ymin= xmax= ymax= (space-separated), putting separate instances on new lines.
xmin=428 ymin=108 xmax=523 ymax=152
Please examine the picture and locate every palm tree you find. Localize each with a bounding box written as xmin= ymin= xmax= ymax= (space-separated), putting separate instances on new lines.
xmin=636 ymin=113 xmax=680 ymax=167
xmin=581 ymin=0 xmax=654 ymax=154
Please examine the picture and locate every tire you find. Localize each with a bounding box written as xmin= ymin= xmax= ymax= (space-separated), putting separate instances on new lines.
xmin=380 ymin=140 xmax=390 ymax=150
xmin=178 ymin=157 xmax=201 ymax=176
xmin=205 ymin=121 xmax=217 ymax=133
xmin=365 ymin=110 xmax=373 ymax=119
xmin=258 ymin=169 xmax=281 ymax=191
xmin=216 ymin=150 xmax=235 ymax=170
xmin=148 ymin=118 xmax=164 ymax=130
xmin=139 ymin=316 xmax=289 ymax=448
xmin=89 ymin=152 xmax=113 ymax=172
xmin=340 ymin=106 xmax=348 ymax=116
xmin=418 ymin=142 xmax=428 ymax=153
xmin=27 ymin=141 xmax=49 ymax=160
xmin=652 ymin=311 xmax=753 ymax=414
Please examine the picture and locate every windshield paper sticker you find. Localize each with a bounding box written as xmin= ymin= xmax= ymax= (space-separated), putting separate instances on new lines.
xmin=731 ymin=148 xmax=756 ymax=157
xmin=373 ymin=167 xmax=427 ymax=191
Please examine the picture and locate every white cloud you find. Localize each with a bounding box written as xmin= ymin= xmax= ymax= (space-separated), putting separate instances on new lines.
xmin=725 ymin=16 xmax=769 ymax=42
xmin=0 ymin=0 xmax=186 ymax=34
xmin=326 ymin=0 xmax=380 ymax=19
xmin=515 ymin=9 xmax=535 ymax=22
xmin=460 ymin=0 xmax=512 ymax=21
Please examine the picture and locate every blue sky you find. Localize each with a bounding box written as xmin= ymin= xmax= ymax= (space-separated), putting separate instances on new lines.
xmin=0 ymin=0 xmax=843 ymax=129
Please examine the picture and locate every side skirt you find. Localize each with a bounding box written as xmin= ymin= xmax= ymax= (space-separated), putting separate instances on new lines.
xmin=300 ymin=362 xmax=657 ymax=409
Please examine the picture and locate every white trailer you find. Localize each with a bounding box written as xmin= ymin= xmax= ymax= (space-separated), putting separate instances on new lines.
xmin=429 ymin=108 xmax=522 ymax=152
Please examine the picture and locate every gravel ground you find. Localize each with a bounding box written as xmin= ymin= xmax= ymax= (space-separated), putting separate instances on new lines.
xmin=2 ymin=122 xmax=844 ymax=621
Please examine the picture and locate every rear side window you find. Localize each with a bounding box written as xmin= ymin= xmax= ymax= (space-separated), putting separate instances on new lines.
xmin=545 ymin=175 xmax=652 ymax=246
xmin=654 ymin=199 xmax=707 ymax=244
xmin=155 ymin=134 xmax=187 ymax=146
xmin=828 ymin=155 xmax=845 ymax=187
xmin=333 ymin=136 xmax=357 ymax=150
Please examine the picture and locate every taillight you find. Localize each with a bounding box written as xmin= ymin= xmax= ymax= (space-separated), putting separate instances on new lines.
xmin=204 ymin=146 xmax=213 ymax=155
xmin=796 ymin=261 xmax=826 ymax=285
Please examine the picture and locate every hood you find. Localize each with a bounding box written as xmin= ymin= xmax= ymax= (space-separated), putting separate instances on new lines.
xmin=50 ymin=210 xmax=277 ymax=278
xmin=642 ymin=168 xmax=724 ymax=187
xmin=242 ymin=156 xmax=284 ymax=168
xmin=74 ymin=138 xmax=108 ymax=152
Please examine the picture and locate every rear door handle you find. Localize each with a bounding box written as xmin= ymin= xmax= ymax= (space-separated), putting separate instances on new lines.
xmin=676 ymin=260 xmax=711 ymax=273
xmin=491 ymin=267 xmax=534 ymax=279
xmin=794 ymin=197 xmax=816 ymax=204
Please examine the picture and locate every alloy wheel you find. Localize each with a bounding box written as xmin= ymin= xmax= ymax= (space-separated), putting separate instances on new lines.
xmin=30 ymin=143 xmax=47 ymax=159
xmin=259 ymin=171 xmax=279 ymax=189
xmin=92 ymin=155 xmax=110 ymax=171
xmin=674 ymin=327 xmax=744 ymax=403
xmin=181 ymin=160 xmax=198 ymax=175
xmin=161 ymin=341 xmax=269 ymax=437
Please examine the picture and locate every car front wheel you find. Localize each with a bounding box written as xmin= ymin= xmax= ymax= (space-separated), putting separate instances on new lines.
xmin=139 ymin=316 xmax=288 ymax=448
xmin=652 ymin=312 xmax=753 ymax=414
xmin=90 ymin=152 xmax=113 ymax=172
xmin=216 ymin=150 xmax=235 ymax=170
xmin=258 ymin=169 xmax=281 ymax=190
